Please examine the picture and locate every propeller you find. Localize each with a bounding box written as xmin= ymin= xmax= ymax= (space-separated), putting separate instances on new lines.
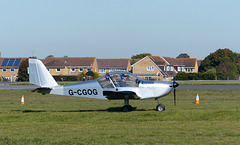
xmin=172 ymin=76 xmax=179 ymax=106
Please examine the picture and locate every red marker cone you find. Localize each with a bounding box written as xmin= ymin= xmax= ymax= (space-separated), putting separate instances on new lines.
xmin=21 ymin=95 xmax=24 ymax=105
xmin=196 ymin=93 xmax=199 ymax=104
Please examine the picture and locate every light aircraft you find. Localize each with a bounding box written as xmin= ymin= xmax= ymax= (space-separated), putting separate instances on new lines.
xmin=29 ymin=59 xmax=179 ymax=112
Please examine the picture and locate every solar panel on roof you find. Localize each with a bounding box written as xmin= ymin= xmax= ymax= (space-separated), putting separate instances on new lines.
xmin=13 ymin=59 xmax=21 ymax=66
xmin=1 ymin=59 xmax=9 ymax=66
xmin=8 ymin=59 xmax=15 ymax=66
xmin=1 ymin=58 xmax=22 ymax=66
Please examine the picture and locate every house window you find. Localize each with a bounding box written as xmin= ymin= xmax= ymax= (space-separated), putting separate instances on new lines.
xmin=186 ymin=68 xmax=193 ymax=73
xmin=79 ymin=68 xmax=83 ymax=72
xmin=70 ymin=68 xmax=75 ymax=72
xmin=99 ymin=68 xmax=106 ymax=73
xmin=145 ymin=76 xmax=152 ymax=80
xmin=2 ymin=68 xmax=7 ymax=72
xmin=147 ymin=66 xmax=154 ymax=71
xmin=56 ymin=68 xmax=61 ymax=72
xmin=178 ymin=66 xmax=184 ymax=72
xmin=167 ymin=65 xmax=174 ymax=71
xmin=10 ymin=68 xmax=15 ymax=72
xmin=110 ymin=68 xmax=118 ymax=72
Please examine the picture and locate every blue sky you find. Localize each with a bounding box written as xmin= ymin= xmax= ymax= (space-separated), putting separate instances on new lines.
xmin=1 ymin=0 xmax=240 ymax=59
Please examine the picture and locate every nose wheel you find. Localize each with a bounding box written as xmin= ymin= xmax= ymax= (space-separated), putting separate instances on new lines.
xmin=155 ymin=98 xmax=165 ymax=111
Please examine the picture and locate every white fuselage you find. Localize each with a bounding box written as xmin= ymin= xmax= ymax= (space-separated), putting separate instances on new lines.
xmin=50 ymin=80 xmax=106 ymax=99
xmin=50 ymin=80 xmax=173 ymax=100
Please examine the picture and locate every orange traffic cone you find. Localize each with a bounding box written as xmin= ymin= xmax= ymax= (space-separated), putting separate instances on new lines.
xmin=21 ymin=95 xmax=24 ymax=105
xmin=196 ymin=93 xmax=199 ymax=104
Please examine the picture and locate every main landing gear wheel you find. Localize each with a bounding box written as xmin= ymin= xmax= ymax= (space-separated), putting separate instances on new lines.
xmin=122 ymin=105 xmax=133 ymax=112
xmin=155 ymin=98 xmax=165 ymax=111
xmin=156 ymin=104 xmax=165 ymax=111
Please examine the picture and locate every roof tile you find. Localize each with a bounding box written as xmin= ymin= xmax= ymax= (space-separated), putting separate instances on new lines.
xmin=42 ymin=57 xmax=96 ymax=67
xmin=97 ymin=59 xmax=130 ymax=68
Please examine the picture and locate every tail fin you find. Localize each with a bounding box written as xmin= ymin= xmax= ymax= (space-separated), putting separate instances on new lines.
xmin=29 ymin=59 xmax=58 ymax=87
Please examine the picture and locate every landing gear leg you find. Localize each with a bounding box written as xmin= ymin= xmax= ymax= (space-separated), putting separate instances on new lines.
xmin=155 ymin=98 xmax=165 ymax=111
xmin=122 ymin=97 xmax=133 ymax=112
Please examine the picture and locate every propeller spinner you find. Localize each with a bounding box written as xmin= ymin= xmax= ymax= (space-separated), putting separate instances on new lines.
xmin=173 ymin=77 xmax=179 ymax=106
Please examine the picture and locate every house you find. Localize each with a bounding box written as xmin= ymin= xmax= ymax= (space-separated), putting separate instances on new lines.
xmin=41 ymin=57 xmax=98 ymax=76
xmin=132 ymin=55 xmax=200 ymax=81
xmin=131 ymin=56 xmax=174 ymax=81
xmin=97 ymin=58 xmax=131 ymax=76
xmin=162 ymin=57 xmax=199 ymax=73
xmin=197 ymin=60 xmax=203 ymax=69
xmin=0 ymin=57 xmax=27 ymax=82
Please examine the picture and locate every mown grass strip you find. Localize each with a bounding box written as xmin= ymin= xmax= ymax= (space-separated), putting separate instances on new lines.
xmin=0 ymin=90 xmax=239 ymax=144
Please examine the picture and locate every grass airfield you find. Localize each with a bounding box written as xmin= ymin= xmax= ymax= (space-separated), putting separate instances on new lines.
xmin=0 ymin=89 xmax=239 ymax=144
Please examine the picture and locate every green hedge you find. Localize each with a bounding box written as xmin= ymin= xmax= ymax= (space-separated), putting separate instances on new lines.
xmin=176 ymin=72 xmax=216 ymax=80
xmin=53 ymin=76 xmax=78 ymax=81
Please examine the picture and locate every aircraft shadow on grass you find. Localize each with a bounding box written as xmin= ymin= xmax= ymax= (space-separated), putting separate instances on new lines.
xmin=58 ymin=107 xmax=148 ymax=112
xmin=11 ymin=110 xmax=47 ymax=113
xmin=12 ymin=107 xmax=152 ymax=113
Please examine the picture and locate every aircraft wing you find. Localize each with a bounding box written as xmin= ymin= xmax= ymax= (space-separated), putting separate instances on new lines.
xmin=103 ymin=91 xmax=139 ymax=100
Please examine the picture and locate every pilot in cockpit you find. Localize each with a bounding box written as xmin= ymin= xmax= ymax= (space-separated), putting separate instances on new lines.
xmin=118 ymin=74 xmax=128 ymax=87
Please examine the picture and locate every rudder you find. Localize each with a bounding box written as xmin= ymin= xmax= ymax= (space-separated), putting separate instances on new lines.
xmin=29 ymin=59 xmax=58 ymax=87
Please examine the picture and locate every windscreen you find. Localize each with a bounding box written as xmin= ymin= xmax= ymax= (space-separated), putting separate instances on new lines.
xmin=98 ymin=72 xmax=141 ymax=88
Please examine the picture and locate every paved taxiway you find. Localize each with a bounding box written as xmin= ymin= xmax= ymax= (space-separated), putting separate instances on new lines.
xmin=178 ymin=85 xmax=240 ymax=90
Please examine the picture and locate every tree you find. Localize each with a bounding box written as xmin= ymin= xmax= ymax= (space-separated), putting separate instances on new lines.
xmin=176 ymin=53 xmax=190 ymax=58
xmin=78 ymin=72 xmax=86 ymax=81
xmin=93 ymin=72 xmax=99 ymax=79
xmin=131 ymin=53 xmax=151 ymax=59
xmin=86 ymin=71 xmax=94 ymax=77
xmin=17 ymin=58 xmax=29 ymax=82
xmin=218 ymin=62 xmax=238 ymax=80
xmin=131 ymin=53 xmax=151 ymax=65
xmin=78 ymin=71 xmax=99 ymax=81
xmin=199 ymin=48 xmax=239 ymax=80
xmin=236 ymin=53 xmax=240 ymax=75
xmin=47 ymin=55 xmax=54 ymax=57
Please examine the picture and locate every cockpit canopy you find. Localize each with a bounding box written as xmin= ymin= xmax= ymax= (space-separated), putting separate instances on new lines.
xmin=98 ymin=71 xmax=142 ymax=88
